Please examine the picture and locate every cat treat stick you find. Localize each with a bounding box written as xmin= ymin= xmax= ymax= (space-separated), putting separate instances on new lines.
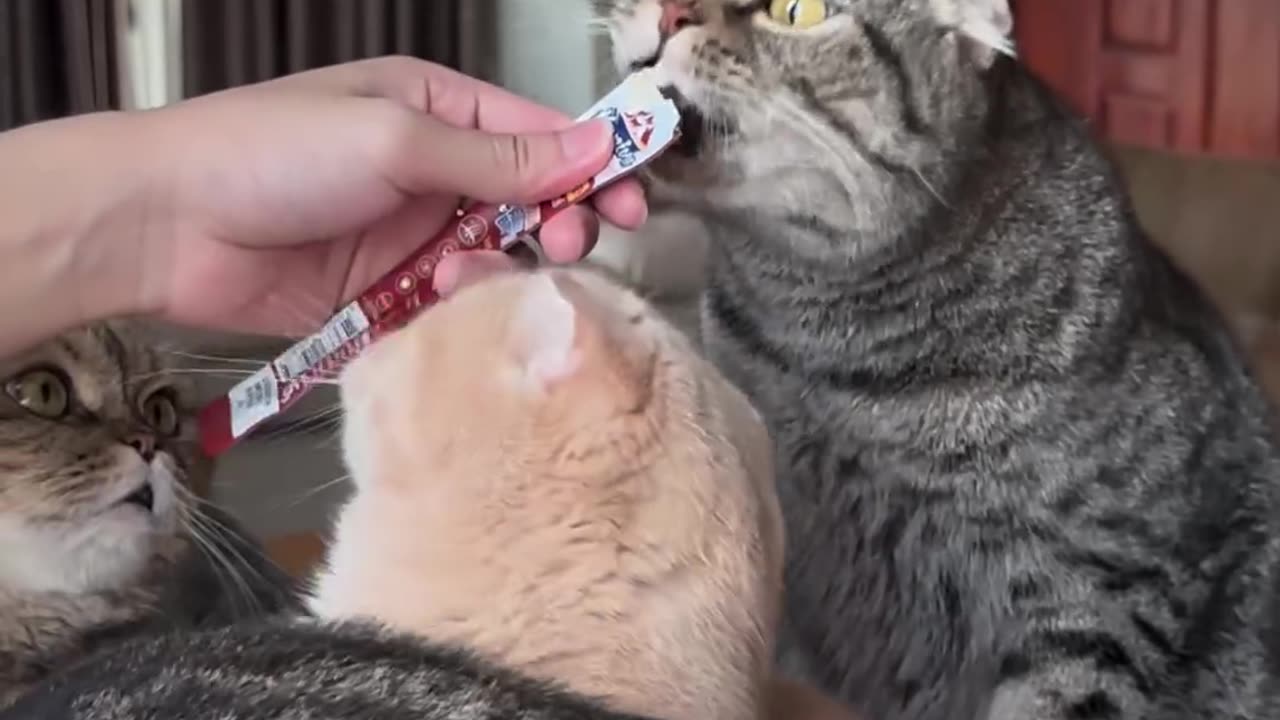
xmin=198 ymin=70 xmax=682 ymax=457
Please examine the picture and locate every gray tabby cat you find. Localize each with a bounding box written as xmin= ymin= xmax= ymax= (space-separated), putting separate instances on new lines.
xmin=595 ymin=0 xmax=1280 ymax=718
xmin=0 ymin=620 xmax=653 ymax=720
xmin=0 ymin=322 xmax=298 ymax=707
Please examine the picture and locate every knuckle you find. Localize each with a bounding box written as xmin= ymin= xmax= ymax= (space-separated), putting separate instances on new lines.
xmin=494 ymin=134 xmax=540 ymax=185
xmin=364 ymin=102 xmax=420 ymax=175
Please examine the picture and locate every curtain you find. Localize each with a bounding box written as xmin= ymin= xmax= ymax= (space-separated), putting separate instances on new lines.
xmin=0 ymin=0 xmax=120 ymax=131
xmin=181 ymin=0 xmax=494 ymax=98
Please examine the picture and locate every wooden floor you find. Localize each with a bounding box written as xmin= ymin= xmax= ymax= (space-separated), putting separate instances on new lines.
xmin=265 ymin=531 xmax=328 ymax=579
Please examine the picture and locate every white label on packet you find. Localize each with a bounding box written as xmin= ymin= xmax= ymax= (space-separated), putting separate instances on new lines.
xmin=273 ymin=302 xmax=372 ymax=382
xmin=576 ymin=68 xmax=681 ymax=190
xmin=228 ymin=366 xmax=281 ymax=439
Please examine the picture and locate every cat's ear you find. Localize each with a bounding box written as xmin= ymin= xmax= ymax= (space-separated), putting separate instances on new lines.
xmin=508 ymin=274 xmax=583 ymax=391
xmin=930 ymin=0 xmax=1016 ymax=65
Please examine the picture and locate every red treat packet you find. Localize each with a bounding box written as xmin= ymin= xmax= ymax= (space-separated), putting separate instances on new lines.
xmin=198 ymin=70 xmax=682 ymax=457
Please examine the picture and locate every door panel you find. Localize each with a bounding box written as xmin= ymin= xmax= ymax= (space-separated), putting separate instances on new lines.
xmin=1014 ymin=0 xmax=1212 ymax=155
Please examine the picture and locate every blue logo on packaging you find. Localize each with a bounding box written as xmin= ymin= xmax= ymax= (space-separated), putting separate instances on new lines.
xmin=495 ymin=204 xmax=527 ymax=238
xmin=597 ymin=107 xmax=639 ymax=168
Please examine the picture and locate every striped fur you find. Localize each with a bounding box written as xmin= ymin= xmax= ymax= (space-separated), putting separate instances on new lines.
xmin=0 ymin=322 xmax=299 ymax=707
xmin=0 ymin=620 xmax=652 ymax=720
xmin=596 ymin=1 xmax=1280 ymax=719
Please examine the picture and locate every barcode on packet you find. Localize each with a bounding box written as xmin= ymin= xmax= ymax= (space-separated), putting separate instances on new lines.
xmin=273 ymin=302 xmax=371 ymax=382
xmin=227 ymin=367 xmax=280 ymax=439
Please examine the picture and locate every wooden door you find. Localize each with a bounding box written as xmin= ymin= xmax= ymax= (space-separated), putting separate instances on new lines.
xmin=1208 ymin=0 xmax=1280 ymax=160
xmin=1014 ymin=0 xmax=1211 ymax=154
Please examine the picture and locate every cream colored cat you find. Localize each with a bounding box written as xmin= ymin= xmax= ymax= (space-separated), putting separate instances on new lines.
xmin=308 ymin=266 xmax=849 ymax=720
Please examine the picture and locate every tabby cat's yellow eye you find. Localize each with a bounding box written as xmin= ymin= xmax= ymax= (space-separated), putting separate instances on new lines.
xmin=141 ymin=392 xmax=180 ymax=436
xmin=769 ymin=0 xmax=828 ymax=28
xmin=5 ymin=369 xmax=70 ymax=419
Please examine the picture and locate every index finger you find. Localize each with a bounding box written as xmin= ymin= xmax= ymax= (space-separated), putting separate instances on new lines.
xmin=267 ymin=56 xmax=650 ymax=230
xmin=267 ymin=56 xmax=575 ymax=134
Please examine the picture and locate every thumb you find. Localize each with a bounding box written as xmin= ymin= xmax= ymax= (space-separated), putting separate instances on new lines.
xmin=394 ymin=116 xmax=615 ymax=204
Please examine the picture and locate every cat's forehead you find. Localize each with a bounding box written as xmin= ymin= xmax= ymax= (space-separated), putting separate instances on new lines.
xmin=0 ymin=323 xmax=171 ymax=403
xmin=56 ymin=324 xmax=164 ymax=371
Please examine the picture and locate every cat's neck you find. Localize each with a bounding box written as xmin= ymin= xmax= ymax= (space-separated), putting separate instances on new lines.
xmin=702 ymin=75 xmax=1149 ymax=384
xmin=0 ymin=583 xmax=158 ymax=704
xmin=0 ymin=533 xmax=182 ymax=666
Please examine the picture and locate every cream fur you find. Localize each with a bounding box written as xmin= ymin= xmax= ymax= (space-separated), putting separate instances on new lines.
xmin=310 ymin=267 xmax=788 ymax=720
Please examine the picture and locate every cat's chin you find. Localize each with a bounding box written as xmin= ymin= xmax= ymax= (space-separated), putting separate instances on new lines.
xmin=0 ymin=513 xmax=161 ymax=595
xmin=645 ymin=154 xmax=719 ymax=189
xmin=644 ymin=87 xmax=740 ymax=193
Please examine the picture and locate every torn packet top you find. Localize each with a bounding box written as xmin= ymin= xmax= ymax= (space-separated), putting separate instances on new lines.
xmin=198 ymin=69 xmax=682 ymax=457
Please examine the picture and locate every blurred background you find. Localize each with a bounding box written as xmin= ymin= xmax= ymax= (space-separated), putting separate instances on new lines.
xmin=2 ymin=0 xmax=1279 ymax=571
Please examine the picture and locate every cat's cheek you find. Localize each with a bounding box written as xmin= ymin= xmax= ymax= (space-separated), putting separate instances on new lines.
xmin=339 ymin=327 xmax=405 ymax=402
xmin=340 ymin=423 xmax=379 ymax=491
xmin=147 ymin=457 xmax=182 ymax=533
xmin=608 ymin=0 xmax=663 ymax=72
xmin=336 ymin=353 xmax=392 ymax=489
xmin=649 ymin=32 xmax=705 ymax=97
xmin=337 ymin=388 xmax=388 ymax=492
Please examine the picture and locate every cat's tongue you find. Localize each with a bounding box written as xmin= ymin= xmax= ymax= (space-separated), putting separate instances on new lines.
xmin=197 ymin=70 xmax=683 ymax=458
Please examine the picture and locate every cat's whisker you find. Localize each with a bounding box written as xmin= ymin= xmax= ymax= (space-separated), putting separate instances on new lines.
xmin=182 ymin=511 xmax=263 ymax=618
xmin=912 ymin=167 xmax=950 ymax=208
xmin=959 ymin=25 xmax=1017 ymax=59
xmin=732 ymin=82 xmax=941 ymax=210
xmin=161 ymin=350 xmax=270 ymax=367
xmin=128 ymin=368 xmax=263 ymax=383
xmin=190 ymin=517 xmax=281 ymax=619
xmin=177 ymin=499 xmax=262 ymax=588
xmin=176 ymin=491 xmax=292 ymax=580
xmin=175 ymin=488 xmax=289 ymax=616
xmin=259 ymin=294 xmax=337 ymax=340
xmin=771 ymin=95 xmax=863 ymax=193
xmin=282 ymin=473 xmax=352 ymax=510
xmin=313 ymin=427 xmax=345 ymax=451
xmin=246 ymin=404 xmax=344 ymax=444
xmin=584 ymin=17 xmax=614 ymax=38
xmin=181 ymin=526 xmax=239 ymax=613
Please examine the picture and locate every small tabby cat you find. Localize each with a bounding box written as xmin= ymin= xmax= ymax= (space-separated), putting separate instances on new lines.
xmin=0 ymin=322 xmax=298 ymax=706
xmin=595 ymin=0 xmax=1280 ymax=719
xmin=6 ymin=268 xmax=839 ymax=720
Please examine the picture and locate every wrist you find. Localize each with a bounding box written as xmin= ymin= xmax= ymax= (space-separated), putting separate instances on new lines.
xmin=0 ymin=110 xmax=166 ymax=354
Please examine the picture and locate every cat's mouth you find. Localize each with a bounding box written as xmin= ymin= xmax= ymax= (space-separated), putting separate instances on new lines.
xmin=659 ymin=85 xmax=707 ymax=157
xmin=119 ymin=482 xmax=155 ymax=513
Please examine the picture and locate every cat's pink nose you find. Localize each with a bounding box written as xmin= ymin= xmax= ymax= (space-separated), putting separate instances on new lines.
xmin=659 ymin=0 xmax=702 ymax=38
xmin=124 ymin=434 xmax=156 ymax=462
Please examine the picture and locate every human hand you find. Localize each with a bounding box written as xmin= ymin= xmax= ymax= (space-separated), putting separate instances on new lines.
xmin=129 ymin=56 xmax=646 ymax=337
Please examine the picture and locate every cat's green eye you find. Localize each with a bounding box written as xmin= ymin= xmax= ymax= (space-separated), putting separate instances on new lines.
xmin=141 ymin=391 xmax=180 ymax=436
xmin=5 ymin=368 xmax=70 ymax=419
xmin=768 ymin=0 xmax=828 ymax=28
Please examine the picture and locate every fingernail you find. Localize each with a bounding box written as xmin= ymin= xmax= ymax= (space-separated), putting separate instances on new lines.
xmin=559 ymin=120 xmax=611 ymax=158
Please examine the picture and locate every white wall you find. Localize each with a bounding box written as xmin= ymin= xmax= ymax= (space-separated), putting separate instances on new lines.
xmin=493 ymin=0 xmax=603 ymax=115
xmin=118 ymin=0 xmax=183 ymax=110
xmin=123 ymin=0 xmax=605 ymax=114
